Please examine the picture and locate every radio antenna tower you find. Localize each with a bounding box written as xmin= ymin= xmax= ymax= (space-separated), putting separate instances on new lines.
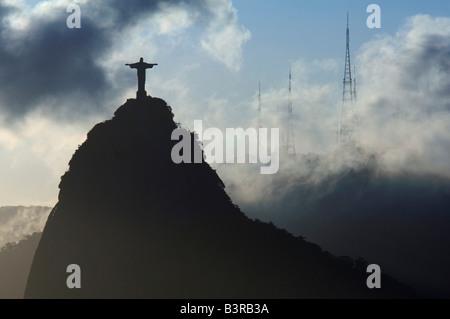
xmin=286 ymin=66 xmax=296 ymax=155
xmin=338 ymin=12 xmax=358 ymax=148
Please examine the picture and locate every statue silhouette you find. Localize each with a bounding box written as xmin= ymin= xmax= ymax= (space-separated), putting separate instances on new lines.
xmin=126 ymin=57 xmax=157 ymax=99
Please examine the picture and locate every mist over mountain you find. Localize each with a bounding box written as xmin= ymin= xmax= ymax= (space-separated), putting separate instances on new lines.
xmin=219 ymin=151 xmax=450 ymax=297
xmin=24 ymin=97 xmax=416 ymax=298
xmin=0 ymin=206 xmax=50 ymax=248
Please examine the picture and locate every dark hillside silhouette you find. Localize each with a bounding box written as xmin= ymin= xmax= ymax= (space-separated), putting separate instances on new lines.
xmin=236 ymin=160 xmax=450 ymax=297
xmin=25 ymin=96 xmax=417 ymax=298
xmin=0 ymin=232 xmax=42 ymax=298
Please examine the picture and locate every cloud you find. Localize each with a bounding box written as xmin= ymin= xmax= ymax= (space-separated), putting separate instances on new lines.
xmin=217 ymin=14 xmax=450 ymax=209
xmin=0 ymin=108 xmax=95 ymax=206
xmin=214 ymin=14 xmax=450 ymax=182
xmin=356 ymin=14 xmax=450 ymax=175
xmin=0 ymin=0 xmax=250 ymax=122
xmin=0 ymin=206 xmax=51 ymax=248
xmin=313 ymin=58 xmax=339 ymax=72
xmin=200 ymin=0 xmax=251 ymax=71
xmin=0 ymin=19 xmax=110 ymax=119
xmin=0 ymin=0 xmax=111 ymax=121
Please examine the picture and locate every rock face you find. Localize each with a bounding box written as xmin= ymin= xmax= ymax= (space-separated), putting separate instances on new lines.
xmin=25 ymin=97 xmax=416 ymax=298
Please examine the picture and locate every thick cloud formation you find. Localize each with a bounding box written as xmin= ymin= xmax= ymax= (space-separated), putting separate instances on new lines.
xmin=236 ymin=15 xmax=450 ymax=176
xmin=0 ymin=18 xmax=109 ymax=119
xmin=102 ymin=0 xmax=210 ymax=28
xmin=356 ymin=15 xmax=450 ymax=175
xmin=0 ymin=0 xmax=250 ymax=121
xmin=0 ymin=1 xmax=110 ymax=120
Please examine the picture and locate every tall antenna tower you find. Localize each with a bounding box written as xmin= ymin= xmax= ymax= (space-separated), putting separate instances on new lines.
xmin=286 ymin=66 xmax=296 ymax=155
xmin=338 ymin=13 xmax=357 ymax=148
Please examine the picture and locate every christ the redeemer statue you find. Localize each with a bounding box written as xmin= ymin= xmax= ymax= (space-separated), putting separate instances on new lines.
xmin=126 ymin=57 xmax=157 ymax=100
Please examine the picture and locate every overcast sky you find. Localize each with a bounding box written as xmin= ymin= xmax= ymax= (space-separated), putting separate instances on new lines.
xmin=0 ymin=0 xmax=450 ymax=206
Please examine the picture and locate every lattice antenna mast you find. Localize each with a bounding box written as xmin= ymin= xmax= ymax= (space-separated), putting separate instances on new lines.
xmin=286 ymin=66 xmax=296 ymax=155
xmin=338 ymin=12 xmax=357 ymax=148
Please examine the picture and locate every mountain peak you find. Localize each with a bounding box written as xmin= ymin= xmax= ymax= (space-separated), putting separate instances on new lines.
xmin=25 ymin=96 xmax=416 ymax=298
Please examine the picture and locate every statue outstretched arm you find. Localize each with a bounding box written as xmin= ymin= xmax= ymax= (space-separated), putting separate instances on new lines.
xmin=125 ymin=63 xmax=139 ymax=68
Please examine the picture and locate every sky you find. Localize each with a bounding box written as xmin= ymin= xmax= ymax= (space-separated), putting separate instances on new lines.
xmin=0 ymin=0 xmax=450 ymax=206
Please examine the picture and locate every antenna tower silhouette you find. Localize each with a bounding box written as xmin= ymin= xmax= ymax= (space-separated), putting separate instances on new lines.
xmin=286 ymin=66 xmax=296 ymax=155
xmin=338 ymin=13 xmax=358 ymax=148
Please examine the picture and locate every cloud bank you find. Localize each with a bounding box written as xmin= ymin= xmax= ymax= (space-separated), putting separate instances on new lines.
xmin=225 ymin=14 xmax=450 ymax=180
xmin=356 ymin=14 xmax=450 ymax=175
xmin=0 ymin=0 xmax=250 ymax=122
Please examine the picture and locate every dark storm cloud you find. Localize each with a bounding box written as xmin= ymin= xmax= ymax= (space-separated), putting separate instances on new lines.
xmin=0 ymin=17 xmax=109 ymax=118
xmin=0 ymin=0 xmax=212 ymax=121
xmin=103 ymin=0 xmax=210 ymax=28
xmin=356 ymin=15 xmax=450 ymax=120
xmin=0 ymin=1 xmax=14 ymax=19
xmin=400 ymin=33 xmax=450 ymax=109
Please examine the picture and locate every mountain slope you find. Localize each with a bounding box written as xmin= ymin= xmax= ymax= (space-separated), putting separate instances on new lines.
xmin=234 ymin=161 xmax=450 ymax=297
xmin=25 ymin=96 xmax=416 ymax=298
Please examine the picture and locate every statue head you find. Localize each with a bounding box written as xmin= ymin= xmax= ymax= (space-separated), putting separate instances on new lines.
xmin=140 ymin=57 xmax=143 ymax=62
